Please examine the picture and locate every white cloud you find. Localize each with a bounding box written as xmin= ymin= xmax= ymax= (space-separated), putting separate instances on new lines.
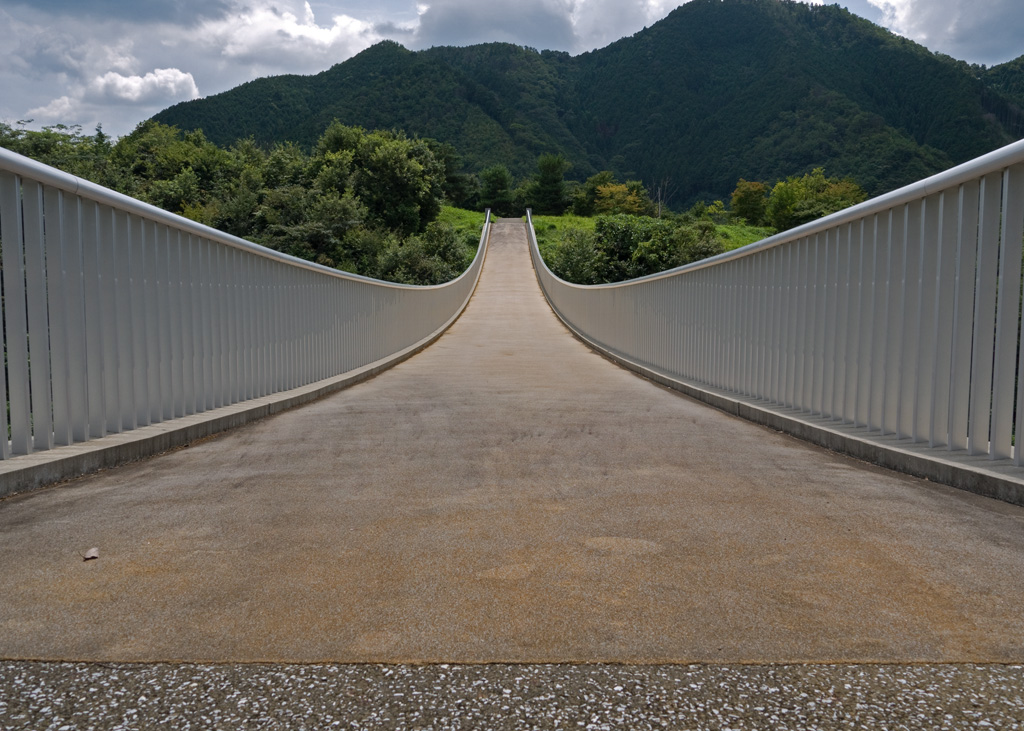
xmin=866 ymin=0 xmax=1023 ymax=65
xmin=868 ymin=0 xmax=959 ymax=44
xmin=195 ymin=1 xmax=381 ymax=68
xmin=25 ymin=66 xmax=199 ymax=129
xmin=87 ymin=68 xmax=200 ymax=104
xmin=570 ymin=0 xmax=679 ymax=51
xmin=27 ymin=95 xmax=78 ymax=121
xmin=414 ymin=0 xmax=576 ymax=51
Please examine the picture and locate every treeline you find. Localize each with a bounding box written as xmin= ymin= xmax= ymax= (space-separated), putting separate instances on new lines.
xmin=538 ymin=166 xmax=865 ymax=284
xmin=0 ymin=121 xmax=480 ymax=285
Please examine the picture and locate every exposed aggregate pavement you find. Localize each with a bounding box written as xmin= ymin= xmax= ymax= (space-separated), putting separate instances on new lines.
xmin=2 ymin=662 xmax=1022 ymax=730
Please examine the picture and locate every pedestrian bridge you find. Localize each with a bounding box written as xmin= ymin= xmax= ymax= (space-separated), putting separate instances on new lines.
xmin=1 ymin=144 xmax=1024 ymax=664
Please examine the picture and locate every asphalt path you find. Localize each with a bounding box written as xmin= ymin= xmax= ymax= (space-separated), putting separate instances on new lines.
xmin=2 ymin=220 xmax=1024 ymax=666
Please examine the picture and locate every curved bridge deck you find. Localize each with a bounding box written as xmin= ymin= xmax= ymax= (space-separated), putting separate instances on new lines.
xmin=2 ymin=221 xmax=1024 ymax=664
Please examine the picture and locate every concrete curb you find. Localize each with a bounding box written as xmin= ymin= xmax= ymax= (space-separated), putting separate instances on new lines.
xmin=0 ymin=230 xmax=491 ymax=500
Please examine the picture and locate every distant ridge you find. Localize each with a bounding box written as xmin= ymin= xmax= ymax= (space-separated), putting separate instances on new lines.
xmin=152 ymin=0 xmax=1024 ymax=205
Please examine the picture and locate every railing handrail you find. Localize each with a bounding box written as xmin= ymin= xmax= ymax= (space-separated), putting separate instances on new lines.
xmin=0 ymin=147 xmax=491 ymax=483
xmin=0 ymin=146 xmax=477 ymax=290
xmin=548 ymin=136 xmax=1024 ymax=288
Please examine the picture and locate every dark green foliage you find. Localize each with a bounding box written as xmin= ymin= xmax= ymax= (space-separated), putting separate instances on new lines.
xmin=548 ymin=227 xmax=608 ymax=285
xmin=548 ymin=214 xmax=726 ymax=283
xmin=1 ymin=120 xmax=471 ymax=285
xmin=593 ymin=215 xmax=675 ymax=280
xmin=153 ymin=0 xmax=1024 ymax=209
xmin=373 ymin=221 xmax=477 ymax=285
xmin=528 ymin=154 xmax=571 ymax=215
xmin=571 ymin=171 xmax=617 ymax=216
xmin=764 ymin=168 xmax=867 ymax=231
xmin=479 ymin=164 xmax=516 ymax=216
xmin=730 ymin=179 xmax=769 ymax=226
xmin=0 ymin=123 xmax=125 ymax=188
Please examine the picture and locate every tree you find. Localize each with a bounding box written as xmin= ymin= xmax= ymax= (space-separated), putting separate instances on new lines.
xmin=593 ymin=181 xmax=655 ymax=216
xmin=550 ymin=227 xmax=609 ymax=284
xmin=571 ymin=171 xmax=616 ymax=216
xmin=766 ymin=167 xmax=867 ymax=231
xmin=530 ymin=153 xmax=571 ymax=215
xmin=479 ymin=164 xmax=516 ymax=216
xmin=730 ymin=179 xmax=768 ymax=225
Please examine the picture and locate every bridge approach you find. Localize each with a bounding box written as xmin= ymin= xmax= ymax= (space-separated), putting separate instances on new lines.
xmin=2 ymin=219 xmax=1023 ymax=665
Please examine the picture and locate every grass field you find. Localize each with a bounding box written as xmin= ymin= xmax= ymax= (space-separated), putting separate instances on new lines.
xmin=526 ymin=214 xmax=596 ymax=261
xmin=716 ymin=223 xmax=777 ymax=251
xmin=438 ymin=206 xmax=487 ymax=233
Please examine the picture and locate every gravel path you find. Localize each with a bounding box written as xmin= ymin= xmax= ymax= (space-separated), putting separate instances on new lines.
xmin=2 ymin=662 xmax=1021 ymax=730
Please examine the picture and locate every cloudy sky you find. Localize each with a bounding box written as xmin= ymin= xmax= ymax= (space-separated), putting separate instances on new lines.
xmin=1 ymin=0 xmax=1021 ymax=138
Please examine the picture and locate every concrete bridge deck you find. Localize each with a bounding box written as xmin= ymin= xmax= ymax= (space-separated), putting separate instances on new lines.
xmin=2 ymin=221 xmax=1024 ymax=666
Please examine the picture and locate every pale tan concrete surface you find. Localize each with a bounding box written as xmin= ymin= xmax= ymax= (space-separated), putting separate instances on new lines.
xmin=2 ymin=221 xmax=1024 ymax=664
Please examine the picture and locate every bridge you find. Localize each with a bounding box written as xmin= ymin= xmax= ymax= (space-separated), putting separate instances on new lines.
xmin=2 ymin=143 xmax=1024 ymax=724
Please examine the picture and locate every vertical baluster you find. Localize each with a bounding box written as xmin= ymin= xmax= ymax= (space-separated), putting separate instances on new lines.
xmin=822 ymin=228 xmax=839 ymax=419
xmin=845 ymin=221 xmax=863 ymax=425
xmin=154 ymin=224 xmax=173 ymax=422
xmin=912 ymin=196 xmax=939 ymax=442
xmin=180 ymin=234 xmax=195 ymax=415
xmin=781 ymin=244 xmax=797 ymax=408
xmin=833 ymin=225 xmax=851 ymax=421
xmin=114 ymin=211 xmax=137 ymax=431
xmin=726 ymin=262 xmax=739 ymax=392
xmin=793 ymin=238 xmax=810 ymax=412
xmin=201 ymin=240 xmax=215 ymax=408
xmin=768 ymin=248 xmax=782 ymax=403
xmin=757 ymin=252 xmax=770 ymax=399
xmin=243 ymin=249 xmax=256 ymax=395
xmin=968 ymin=174 xmax=1005 ymax=455
xmin=881 ymin=206 xmax=906 ymax=436
xmin=80 ymin=199 xmax=106 ymax=439
xmin=22 ymin=181 xmax=53 ymax=452
xmin=811 ymin=234 xmax=826 ymax=416
xmin=928 ymin=189 xmax=960 ymax=447
xmin=990 ymin=166 xmax=1024 ymax=459
xmin=167 ymin=230 xmax=185 ymax=418
xmin=130 ymin=216 xmax=150 ymax=427
xmin=97 ymin=204 xmax=121 ymax=435
xmin=212 ymin=243 xmax=226 ymax=408
xmin=745 ymin=255 xmax=758 ymax=396
xmin=142 ymin=220 xmax=162 ymax=425
xmin=857 ymin=218 xmax=877 ymax=429
xmin=62 ymin=193 xmax=89 ymax=442
xmin=1 ymin=173 xmax=35 ymax=455
xmin=898 ymin=199 xmax=923 ymax=440
xmin=868 ymin=214 xmax=887 ymax=432
xmin=225 ymin=246 xmax=239 ymax=406
xmin=43 ymin=187 xmax=73 ymax=446
xmin=948 ymin=182 xmax=980 ymax=451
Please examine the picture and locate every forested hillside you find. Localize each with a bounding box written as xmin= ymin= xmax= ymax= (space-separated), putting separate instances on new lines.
xmin=986 ymin=55 xmax=1024 ymax=109
xmin=153 ymin=0 xmax=1024 ymax=207
xmin=0 ymin=120 xmax=482 ymax=285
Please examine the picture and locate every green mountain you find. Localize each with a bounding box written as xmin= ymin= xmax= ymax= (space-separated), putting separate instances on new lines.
xmin=152 ymin=0 xmax=1024 ymax=206
xmin=985 ymin=55 xmax=1024 ymax=109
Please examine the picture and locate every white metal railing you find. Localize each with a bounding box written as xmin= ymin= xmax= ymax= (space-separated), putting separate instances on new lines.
xmin=0 ymin=147 xmax=489 ymax=460
xmin=530 ymin=138 xmax=1024 ymax=466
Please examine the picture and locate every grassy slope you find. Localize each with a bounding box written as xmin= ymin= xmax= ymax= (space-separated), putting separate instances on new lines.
xmin=528 ymin=214 xmax=597 ymax=263
xmin=438 ymin=206 xmax=488 ymax=262
xmin=717 ymin=223 xmax=777 ymax=251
